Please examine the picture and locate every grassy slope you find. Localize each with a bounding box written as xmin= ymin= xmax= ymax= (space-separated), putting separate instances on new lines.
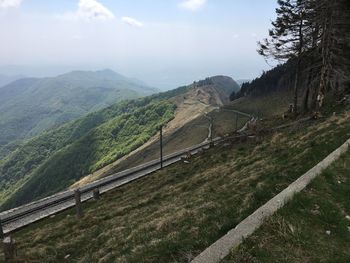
xmin=7 ymin=105 xmax=350 ymax=262
xmin=224 ymin=150 xmax=350 ymax=263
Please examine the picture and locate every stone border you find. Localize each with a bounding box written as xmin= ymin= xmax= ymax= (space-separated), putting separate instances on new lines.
xmin=191 ymin=138 xmax=350 ymax=263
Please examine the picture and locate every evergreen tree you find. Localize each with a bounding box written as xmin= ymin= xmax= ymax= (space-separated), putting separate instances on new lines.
xmin=258 ymin=0 xmax=314 ymax=114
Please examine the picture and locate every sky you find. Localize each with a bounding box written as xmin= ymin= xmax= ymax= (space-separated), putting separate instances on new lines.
xmin=0 ymin=0 xmax=278 ymax=89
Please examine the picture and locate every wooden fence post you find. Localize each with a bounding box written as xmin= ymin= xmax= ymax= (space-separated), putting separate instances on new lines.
xmin=93 ymin=189 xmax=100 ymax=200
xmin=3 ymin=236 xmax=16 ymax=262
xmin=74 ymin=189 xmax=83 ymax=219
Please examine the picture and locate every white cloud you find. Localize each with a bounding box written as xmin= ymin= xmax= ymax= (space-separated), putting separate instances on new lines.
xmin=122 ymin=16 xmax=143 ymax=28
xmin=179 ymin=0 xmax=206 ymax=11
xmin=59 ymin=0 xmax=114 ymax=22
xmin=0 ymin=0 xmax=22 ymax=9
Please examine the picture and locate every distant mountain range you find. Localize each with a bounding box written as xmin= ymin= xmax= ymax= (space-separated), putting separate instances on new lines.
xmin=0 ymin=69 xmax=158 ymax=150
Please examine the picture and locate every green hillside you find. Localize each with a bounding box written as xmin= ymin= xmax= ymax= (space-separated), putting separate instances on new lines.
xmin=0 ymin=75 xmax=240 ymax=210
xmin=0 ymin=96 xmax=175 ymax=210
xmin=0 ymin=69 xmax=157 ymax=152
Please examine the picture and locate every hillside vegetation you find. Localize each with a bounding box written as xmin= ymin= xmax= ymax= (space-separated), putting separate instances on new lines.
xmin=7 ymin=100 xmax=350 ymax=262
xmin=0 ymin=97 xmax=175 ymax=210
xmin=0 ymin=76 xmax=238 ymax=210
xmin=0 ymin=69 xmax=157 ymax=153
xmin=71 ymin=76 xmax=241 ymax=187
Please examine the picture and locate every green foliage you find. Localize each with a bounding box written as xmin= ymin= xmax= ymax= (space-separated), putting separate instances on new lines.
xmin=0 ymin=97 xmax=175 ymax=209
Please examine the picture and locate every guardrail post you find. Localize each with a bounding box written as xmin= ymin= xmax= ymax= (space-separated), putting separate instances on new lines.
xmin=74 ymin=189 xmax=83 ymax=219
xmin=0 ymin=218 xmax=4 ymax=240
xmin=93 ymin=188 xmax=100 ymax=200
xmin=3 ymin=236 xmax=16 ymax=262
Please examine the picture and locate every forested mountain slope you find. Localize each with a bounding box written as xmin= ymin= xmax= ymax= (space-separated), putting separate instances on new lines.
xmin=0 ymin=69 xmax=157 ymax=152
xmin=0 ymin=75 xmax=238 ymax=210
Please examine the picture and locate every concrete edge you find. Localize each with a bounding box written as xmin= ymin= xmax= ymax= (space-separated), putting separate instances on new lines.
xmin=191 ymin=138 xmax=350 ymax=263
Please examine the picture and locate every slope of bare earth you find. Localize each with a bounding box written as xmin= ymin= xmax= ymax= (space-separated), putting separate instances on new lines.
xmin=72 ymin=78 xmax=241 ymax=188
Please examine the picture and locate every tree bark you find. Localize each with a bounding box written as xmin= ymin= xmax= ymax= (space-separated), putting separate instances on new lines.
xmin=293 ymin=17 xmax=304 ymax=115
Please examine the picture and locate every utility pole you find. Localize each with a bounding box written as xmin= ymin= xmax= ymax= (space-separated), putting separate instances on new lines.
xmin=160 ymin=125 xmax=163 ymax=169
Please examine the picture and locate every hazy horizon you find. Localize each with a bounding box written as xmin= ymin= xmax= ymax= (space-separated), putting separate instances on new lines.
xmin=0 ymin=0 xmax=278 ymax=89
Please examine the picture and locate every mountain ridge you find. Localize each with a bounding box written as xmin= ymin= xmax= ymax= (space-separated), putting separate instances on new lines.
xmin=0 ymin=69 xmax=158 ymax=151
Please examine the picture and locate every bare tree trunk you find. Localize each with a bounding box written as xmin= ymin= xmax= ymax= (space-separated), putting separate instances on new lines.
xmin=315 ymin=3 xmax=333 ymax=108
xmin=294 ymin=18 xmax=304 ymax=115
xmin=293 ymin=58 xmax=301 ymax=115
xmin=302 ymin=85 xmax=310 ymax=112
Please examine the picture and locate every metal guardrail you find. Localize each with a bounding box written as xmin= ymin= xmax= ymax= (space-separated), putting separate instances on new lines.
xmin=0 ymin=138 xmax=223 ymax=232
